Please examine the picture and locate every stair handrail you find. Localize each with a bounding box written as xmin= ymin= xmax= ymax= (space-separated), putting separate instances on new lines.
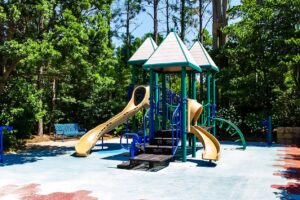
xmin=120 ymin=132 xmax=140 ymax=150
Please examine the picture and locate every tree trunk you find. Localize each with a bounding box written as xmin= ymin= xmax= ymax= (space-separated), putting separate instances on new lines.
xmin=199 ymin=0 xmax=204 ymax=101
xmin=212 ymin=0 xmax=228 ymax=50
xmin=153 ymin=0 xmax=159 ymax=43
xmin=50 ymin=77 xmax=57 ymax=132
xmin=212 ymin=0 xmax=220 ymax=50
xmin=180 ymin=0 xmax=186 ymax=41
xmin=166 ymin=0 xmax=170 ymax=34
xmin=199 ymin=0 xmax=203 ymax=42
xmin=126 ymin=0 xmax=130 ymax=63
xmin=37 ymin=66 xmax=44 ymax=136
xmin=219 ymin=0 xmax=228 ymax=46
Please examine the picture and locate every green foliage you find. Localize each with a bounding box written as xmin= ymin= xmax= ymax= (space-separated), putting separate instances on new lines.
xmin=0 ymin=0 xmax=299 ymax=151
xmin=0 ymin=77 xmax=44 ymax=138
xmin=0 ymin=1 xmax=118 ymax=145
xmin=218 ymin=0 xmax=300 ymax=128
xmin=2 ymin=129 xmax=17 ymax=151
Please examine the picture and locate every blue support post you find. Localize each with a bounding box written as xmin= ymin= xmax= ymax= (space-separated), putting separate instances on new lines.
xmin=0 ymin=129 xmax=3 ymax=163
xmin=261 ymin=117 xmax=272 ymax=146
xmin=267 ymin=116 xmax=272 ymax=146
xmin=0 ymin=126 xmax=13 ymax=163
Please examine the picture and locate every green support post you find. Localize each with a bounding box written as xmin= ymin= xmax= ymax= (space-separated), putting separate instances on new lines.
xmin=162 ymin=73 xmax=167 ymax=129
xmin=192 ymin=73 xmax=197 ymax=157
xmin=142 ymin=69 xmax=146 ymax=117
xmin=154 ymin=72 xmax=159 ymax=130
xmin=132 ymin=65 xmax=137 ymax=131
xmin=206 ymin=70 xmax=211 ymax=127
xmin=149 ymin=69 xmax=154 ymax=138
xmin=142 ymin=70 xmax=146 ymax=84
xmin=131 ymin=65 xmax=136 ymax=85
xmin=188 ymin=73 xmax=192 ymax=146
xmin=212 ymin=73 xmax=216 ymax=136
xmin=181 ymin=68 xmax=187 ymax=162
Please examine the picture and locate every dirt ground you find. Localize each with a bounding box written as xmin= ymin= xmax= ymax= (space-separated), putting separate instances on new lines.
xmin=25 ymin=134 xmax=117 ymax=144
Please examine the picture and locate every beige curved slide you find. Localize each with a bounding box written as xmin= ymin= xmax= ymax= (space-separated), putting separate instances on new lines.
xmin=188 ymin=99 xmax=221 ymax=161
xmin=75 ymin=85 xmax=150 ymax=156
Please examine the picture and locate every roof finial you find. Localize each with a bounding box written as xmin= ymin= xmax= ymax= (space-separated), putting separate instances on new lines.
xmin=171 ymin=26 xmax=178 ymax=33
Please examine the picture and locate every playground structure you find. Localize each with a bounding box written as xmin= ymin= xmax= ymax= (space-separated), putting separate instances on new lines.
xmin=75 ymin=30 xmax=246 ymax=166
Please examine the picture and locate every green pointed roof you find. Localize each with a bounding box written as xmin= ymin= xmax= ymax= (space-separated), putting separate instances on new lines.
xmin=189 ymin=41 xmax=219 ymax=72
xmin=128 ymin=37 xmax=157 ymax=65
xmin=143 ymin=32 xmax=201 ymax=72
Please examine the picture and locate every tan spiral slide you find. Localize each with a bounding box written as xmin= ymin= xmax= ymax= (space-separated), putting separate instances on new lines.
xmin=75 ymin=85 xmax=150 ymax=156
xmin=188 ymin=99 xmax=221 ymax=161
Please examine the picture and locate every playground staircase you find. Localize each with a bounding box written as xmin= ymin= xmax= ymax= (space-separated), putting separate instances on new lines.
xmin=117 ymin=129 xmax=177 ymax=169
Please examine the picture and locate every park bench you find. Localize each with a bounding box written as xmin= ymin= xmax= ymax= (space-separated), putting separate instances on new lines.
xmin=0 ymin=126 xmax=13 ymax=163
xmin=54 ymin=123 xmax=86 ymax=141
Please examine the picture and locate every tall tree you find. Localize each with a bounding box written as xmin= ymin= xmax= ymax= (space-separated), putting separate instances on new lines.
xmin=144 ymin=0 xmax=161 ymax=43
xmin=221 ymin=0 xmax=300 ymax=127
xmin=0 ymin=1 xmax=116 ymax=137
xmin=212 ymin=0 xmax=228 ymax=49
xmin=113 ymin=0 xmax=143 ymax=62
xmin=180 ymin=0 xmax=186 ymax=40
xmin=197 ymin=0 xmax=212 ymax=42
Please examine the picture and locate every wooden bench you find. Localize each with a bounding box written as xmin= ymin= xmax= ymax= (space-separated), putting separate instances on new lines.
xmin=54 ymin=123 xmax=86 ymax=141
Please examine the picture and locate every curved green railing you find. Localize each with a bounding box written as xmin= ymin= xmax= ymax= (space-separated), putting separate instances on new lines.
xmin=198 ymin=102 xmax=247 ymax=149
xmin=212 ymin=117 xmax=246 ymax=150
xmin=200 ymin=103 xmax=210 ymax=125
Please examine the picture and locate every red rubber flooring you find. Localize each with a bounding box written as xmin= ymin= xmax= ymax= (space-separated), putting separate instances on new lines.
xmin=272 ymin=146 xmax=300 ymax=198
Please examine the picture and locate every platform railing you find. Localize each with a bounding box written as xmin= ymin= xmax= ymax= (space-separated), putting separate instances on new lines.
xmin=143 ymin=108 xmax=150 ymax=149
xmin=171 ymin=103 xmax=181 ymax=155
xmin=200 ymin=103 xmax=210 ymax=126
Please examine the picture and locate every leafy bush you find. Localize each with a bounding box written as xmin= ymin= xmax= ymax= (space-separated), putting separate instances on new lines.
xmin=2 ymin=129 xmax=17 ymax=151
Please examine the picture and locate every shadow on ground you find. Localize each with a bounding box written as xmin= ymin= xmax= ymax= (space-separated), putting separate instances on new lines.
xmin=0 ymin=145 xmax=74 ymax=166
xmin=91 ymin=143 xmax=123 ymax=153
xmin=220 ymin=141 xmax=285 ymax=148
xmin=187 ymin=159 xmax=217 ymax=167
xmin=102 ymin=152 xmax=129 ymax=161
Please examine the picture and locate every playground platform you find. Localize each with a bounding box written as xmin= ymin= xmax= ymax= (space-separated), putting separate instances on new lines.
xmin=0 ymin=138 xmax=299 ymax=200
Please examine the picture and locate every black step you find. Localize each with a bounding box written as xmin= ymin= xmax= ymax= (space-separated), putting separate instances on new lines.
xmin=150 ymin=137 xmax=179 ymax=146
xmin=145 ymin=144 xmax=173 ymax=155
xmin=117 ymin=161 xmax=139 ymax=169
xmin=154 ymin=129 xmax=180 ymax=138
xmin=130 ymin=153 xmax=173 ymax=163
xmin=129 ymin=153 xmax=173 ymax=168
